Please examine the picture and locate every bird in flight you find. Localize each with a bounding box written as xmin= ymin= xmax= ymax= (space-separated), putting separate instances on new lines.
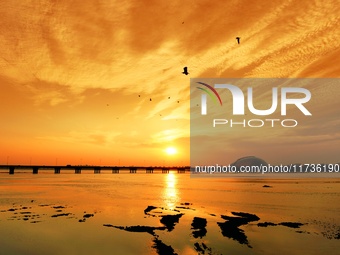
xmin=182 ymin=67 xmax=189 ymax=75
xmin=236 ymin=37 xmax=240 ymax=44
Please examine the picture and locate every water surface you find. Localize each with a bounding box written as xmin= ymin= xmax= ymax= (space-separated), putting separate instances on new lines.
xmin=0 ymin=173 xmax=339 ymax=255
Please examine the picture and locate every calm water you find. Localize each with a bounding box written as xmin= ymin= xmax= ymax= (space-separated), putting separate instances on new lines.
xmin=0 ymin=172 xmax=339 ymax=255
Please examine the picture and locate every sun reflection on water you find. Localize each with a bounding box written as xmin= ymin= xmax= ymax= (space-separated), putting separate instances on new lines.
xmin=163 ymin=173 xmax=179 ymax=210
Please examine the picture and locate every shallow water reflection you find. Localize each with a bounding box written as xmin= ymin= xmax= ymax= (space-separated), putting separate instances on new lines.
xmin=163 ymin=173 xmax=179 ymax=210
xmin=0 ymin=174 xmax=339 ymax=255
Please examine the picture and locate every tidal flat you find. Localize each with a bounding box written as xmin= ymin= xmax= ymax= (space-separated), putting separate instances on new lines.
xmin=0 ymin=172 xmax=339 ymax=255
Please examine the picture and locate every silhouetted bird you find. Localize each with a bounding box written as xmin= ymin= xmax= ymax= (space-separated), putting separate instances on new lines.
xmin=150 ymin=98 xmax=152 ymax=101
xmin=236 ymin=37 xmax=240 ymax=44
xmin=182 ymin=67 xmax=189 ymax=75
xmin=168 ymin=97 xmax=170 ymax=99
xmin=177 ymin=100 xmax=179 ymax=103
xmin=138 ymin=95 xmax=140 ymax=97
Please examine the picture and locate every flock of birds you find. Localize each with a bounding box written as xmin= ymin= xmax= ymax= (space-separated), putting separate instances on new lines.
xmin=111 ymin=37 xmax=241 ymax=117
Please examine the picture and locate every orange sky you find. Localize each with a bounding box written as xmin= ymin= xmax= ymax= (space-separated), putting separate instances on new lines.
xmin=0 ymin=0 xmax=339 ymax=166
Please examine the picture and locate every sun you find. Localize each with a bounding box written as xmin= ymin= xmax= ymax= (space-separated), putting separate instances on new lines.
xmin=165 ymin=147 xmax=177 ymax=155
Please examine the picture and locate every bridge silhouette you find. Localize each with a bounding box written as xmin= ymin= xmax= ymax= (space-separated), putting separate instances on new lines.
xmin=0 ymin=165 xmax=190 ymax=174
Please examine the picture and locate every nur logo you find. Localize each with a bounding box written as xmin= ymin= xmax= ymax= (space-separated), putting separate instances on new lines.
xmin=197 ymin=82 xmax=312 ymax=116
xmin=196 ymin=81 xmax=312 ymax=128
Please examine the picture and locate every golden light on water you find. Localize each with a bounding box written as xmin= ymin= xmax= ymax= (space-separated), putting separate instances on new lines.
xmin=163 ymin=172 xmax=178 ymax=210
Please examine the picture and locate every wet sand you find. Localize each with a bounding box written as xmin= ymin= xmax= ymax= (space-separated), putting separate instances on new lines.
xmin=0 ymin=173 xmax=339 ymax=254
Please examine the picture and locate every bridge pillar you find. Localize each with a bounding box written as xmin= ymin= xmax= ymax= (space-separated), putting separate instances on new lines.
xmin=9 ymin=166 xmax=15 ymax=175
xmin=33 ymin=166 xmax=39 ymax=174
xmin=162 ymin=168 xmax=169 ymax=173
xmin=146 ymin=167 xmax=154 ymax=173
xmin=112 ymin=167 xmax=119 ymax=173
xmin=75 ymin=167 xmax=82 ymax=174
xmin=129 ymin=167 xmax=137 ymax=173
xmin=177 ymin=168 xmax=186 ymax=173
xmin=54 ymin=167 xmax=61 ymax=174
xmin=94 ymin=167 xmax=101 ymax=174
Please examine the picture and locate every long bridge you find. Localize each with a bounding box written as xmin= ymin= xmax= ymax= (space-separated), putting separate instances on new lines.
xmin=0 ymin=165 xmax=190 ymax=174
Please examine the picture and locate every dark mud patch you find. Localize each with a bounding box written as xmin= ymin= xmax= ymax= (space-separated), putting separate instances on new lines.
xmin=152 ymin=238 xmax=178 ymax=255
xmin=257 ymin=222 xmax=277 ymax=227
xmin=218 ymin=211 xmax=260 ymax=248
xmin=52 ymin=206 xmax=66 ymax=209
xmin=175 ymin=206 xmax=195 ymax=210
xmin=144 ymin=206 xmax=167 ymax=216
xmin=51 ymin=213 xmax=72 ymax=218
xmin=144 ymin=205 xmax=158 ymax=214
xmin=218 ymin=221 xmax=250 ymax=247
xmin=194 ymin=242 xmax=213 ymax=255
xmin=231 ymin=212 xmax=260 ymax=222
xmin=258 ymin=221 xmax=304 ymax=229
xmin=79 ymin=213 xmax=95 ymax=222
xmin=180 ymin=202 xmax=192 ymax=206
xmin=103 ymin=224 xmax=166 ymax=236
xmin=191 ymin=217 xmax=207 ymax=238
xmin=83 ymin=213 xmax=94 ymax=218
xmin=279 ymin=222 xmax=304 ymax=228
xmin=160 ymin=214 xmax=184 ymax=231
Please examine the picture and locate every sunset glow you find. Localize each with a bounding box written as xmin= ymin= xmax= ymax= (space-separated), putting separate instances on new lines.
xmin=165 ymin=147 xmax=178 ymax=156
xmin=0 ymin=0 xmax=339 ymax=166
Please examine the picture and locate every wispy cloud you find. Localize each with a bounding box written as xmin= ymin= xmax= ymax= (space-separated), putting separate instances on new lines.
xmin=37 ymin=130 xmax=121 ymax=146
xmin=1 ymin=0 xmax=339 ymax=164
